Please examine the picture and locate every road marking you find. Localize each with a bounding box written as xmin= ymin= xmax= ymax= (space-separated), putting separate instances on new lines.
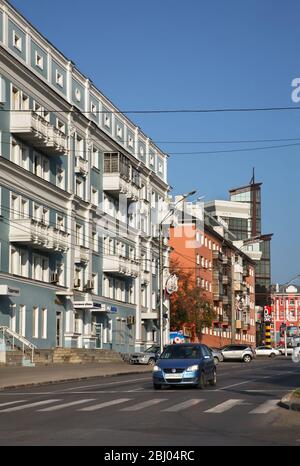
xmin=120 ymin=399 xmax=167 ymax=411
xmin=204 ymin=399 xmax=245 ymax=413
xmin=59 ymin=377 xmax=150 ymax=392
xmin=162 ymin=399 xmax=204 ymax=412
xmin=79 ymin=398 xmax=131 ymax=412
xmin=37 ymin=399 xmax=96 ymax=412
xmin=218 ymin=381 xmax=253 ymax=390
xmin=249 ymin=400 xmax=280 ymax=414
xmin=0 ymin=400 xmax=27 ymax=407
xmin=0 ymin=399 xmax=61 ymax=413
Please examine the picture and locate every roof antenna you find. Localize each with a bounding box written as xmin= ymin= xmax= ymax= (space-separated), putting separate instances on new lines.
xmin=250 ymin=167 xmax=255 ymax=185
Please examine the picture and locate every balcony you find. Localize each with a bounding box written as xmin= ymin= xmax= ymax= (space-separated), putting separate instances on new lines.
xmin=222 ymin=295 xmax=230 ymax=305
xmin=235 ymin=320 xmax=242 ymax=329
xmin=234 ymin=282 xmax=242 ymax=291
xmin=74 ymin=245 xmax=89 ymax=264
xmin=222 ymin=314 xmax=230 ymax=325
xmin=212 ymin=250 xmax=222 ymax=261
xmin=103 ymin=254 xmax=139 ymax=278
xmin=242 ymin=321 xmax=250 ymax=331
xmin=141 ymin=311 xmax=158 ymax=320
xmin=103 ymin=173 xmax=140 ymax=202
xmin=213 ymin=291 xmax=222 ymax=302
xmin=10 ymin=111 xmax=67 ymax=155
xmin=222 ymin=275 xmax=229 ymax=285
xmin=75 ymin=157 xmax=88 ymax=176
xmin=9 ymin=218 xmax=69 ymax=252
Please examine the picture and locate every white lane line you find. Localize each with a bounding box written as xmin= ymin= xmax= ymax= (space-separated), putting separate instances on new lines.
xmin=59 ymin=377 xmax=150 ymax=392
xmin=120 ymin=399 xmax=167 ymax=412
xmin=79 ymin=398 xmax=131 ymax=412
xmin=0 ymin=400 xmax=27 ymax=408
xmin=218 ymin=380 xmax=253 ymax=390
xmin=0 ymin=399 xmax=61 ymax=413
xmin=162 ymin=399 xmax=204 ymax=412
xmin=204 ymin=399 xmax=246 ymax=413
xmin=37 ymin=399 xmax=96 ymax=412
xmin=249 ymin=400 xmax=280 ymax=414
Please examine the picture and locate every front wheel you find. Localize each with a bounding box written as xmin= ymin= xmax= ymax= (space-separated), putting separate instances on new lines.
xmin=153 ymin=383 xmax=161 ymax=390
xmin=148 ymin=358 xmax=156 ymax=366
xmin=269 ymin=353 xmax=276 ymax=358
xmin=214 ymin=357 xmax=219 ymax=365
xmin=209 ymin=368 xmax=217 ymax=386
xmin=243 ymin=355 xmax=252 ymax=363
xmin=197 ymin=371 xmax=206 ymax=389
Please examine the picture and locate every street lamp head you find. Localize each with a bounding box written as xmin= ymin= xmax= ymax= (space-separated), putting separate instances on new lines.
xmin=184 ymin=190 xmax=196 ymax=198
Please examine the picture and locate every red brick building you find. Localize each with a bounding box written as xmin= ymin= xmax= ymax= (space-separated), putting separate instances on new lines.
xmin=271 ymin=284 xmax=300 ymax=345
xmin=169 ymin=217 xmax=256 ymax=348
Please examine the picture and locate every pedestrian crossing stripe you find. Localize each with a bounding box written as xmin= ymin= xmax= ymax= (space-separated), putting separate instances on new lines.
xmin=0 ymin=398 xmax=281 ymax=414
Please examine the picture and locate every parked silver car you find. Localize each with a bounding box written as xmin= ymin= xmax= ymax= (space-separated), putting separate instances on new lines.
xmin=221 ymin=344 xmax=255 ymax=363
xmin=130 ymin=345 xmax=160 ymax=365
xmin=209 ymin=347 xmax=224 ymax=365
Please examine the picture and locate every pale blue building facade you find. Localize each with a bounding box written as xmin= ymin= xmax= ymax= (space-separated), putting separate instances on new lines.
xmin=0 ymin=0 xmax=170 ymax=354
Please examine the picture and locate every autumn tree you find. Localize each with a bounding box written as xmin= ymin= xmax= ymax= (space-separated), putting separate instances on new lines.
xmin=169 ymin=258 xmax=216 ymax=341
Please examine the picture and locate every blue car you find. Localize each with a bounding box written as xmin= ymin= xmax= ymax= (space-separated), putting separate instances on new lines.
xmin=152 ymin=343 xmax=217 ymax=390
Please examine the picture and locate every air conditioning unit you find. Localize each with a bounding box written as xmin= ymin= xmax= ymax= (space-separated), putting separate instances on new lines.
xmin=50 ymin=273 xmax=59 ymax=284
xmin=84 ymin=280 xmax=94 ymax=291
xmin=74 ymin=279 xmax=81 ymax=288
xmin=126 ymin=315 xmax=135 ymax=325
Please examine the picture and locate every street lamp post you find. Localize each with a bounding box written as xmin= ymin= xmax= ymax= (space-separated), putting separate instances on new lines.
xmin=158 ymin=190 xmax=196 ymax=354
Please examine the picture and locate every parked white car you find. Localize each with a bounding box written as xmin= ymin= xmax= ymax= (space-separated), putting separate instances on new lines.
xmin=255 ymin=346 xmax=280 ymax=358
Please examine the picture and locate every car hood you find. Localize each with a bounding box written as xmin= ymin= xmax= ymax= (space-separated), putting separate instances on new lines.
xmin=157 ymin=358 xmax=202 ymax=369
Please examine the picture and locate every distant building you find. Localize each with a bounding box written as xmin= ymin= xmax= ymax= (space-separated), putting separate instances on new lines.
xmin=271 ymin=284 xmax=300 ymax=345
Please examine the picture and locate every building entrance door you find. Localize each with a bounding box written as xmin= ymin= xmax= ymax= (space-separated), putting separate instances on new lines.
xmin=56 ymin=312 xmax=62 ymax=347
xmin=94 ymin=324 xmax=103 ymax=349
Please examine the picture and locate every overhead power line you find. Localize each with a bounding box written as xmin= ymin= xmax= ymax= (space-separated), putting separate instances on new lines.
xmin=2 ymin=106 xmax=300 ymax=114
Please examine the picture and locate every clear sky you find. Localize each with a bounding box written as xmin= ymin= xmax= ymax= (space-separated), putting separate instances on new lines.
xmin=9 ymin=0 xmax=300 ymax=284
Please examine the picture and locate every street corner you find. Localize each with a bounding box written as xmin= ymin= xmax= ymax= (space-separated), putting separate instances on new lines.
xmin=279 ymin=389 xmax=300 ymax=412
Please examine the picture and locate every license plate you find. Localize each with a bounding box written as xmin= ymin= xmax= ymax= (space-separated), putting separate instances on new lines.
xmin=165 ymin=373 xmax=182 ymax=379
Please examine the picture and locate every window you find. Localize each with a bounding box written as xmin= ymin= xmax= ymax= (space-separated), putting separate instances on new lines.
xmin=22 ymin=94 xmax=29 ymax=110
xmin=41 ymin=308 xmax=47 ymax=339
xmin=19 ymin=305 xmax=26 ymax=337
xmin=91 ymin=187 xmax=98 ymax=205
xmin=10 ymin=306 xmax=16 ymax=332
xmin=76 ymin=224 xmax=83 ymax=246
xmin=91 ymin=102 xmax=97 ymax=115
xmin=12 ymin=87 xmax=20 ymax=110
xmin=75 ymin=178 xmax=83 ymax=198
xmin=117 ymin=126 xmax=123 ymax=138
xmin=32 ymin=307 xmax=39 ymax=338
xmin=56 ymin=119 xmax=66 ymax=134
xmin=104 ymin=114 xmax=111 ymax=128
xmin=11 ymin=194 xmax=19 ymax=219
xmin=75 ymin=88 xmax=81 ymax=102
xmin=35 ymin=51 xmax=43 ymax=70
xmin=56 ymin=70 xmax=64 ymax=87
xmin=128 ymin=135 xmax=134 ymax=148
xmin=57 ymin=166 xmax=65 ymax=190
xmin=196 ymin=277 xmax=200 ymax=287
xmin=75 ymin=135 xmax=84 ymax=158
xmin=158 ymin=162 xmax=163 ymax=173
xmin=92 ymin=148 xmax=99 ymax=169
xmin=196 ymin=253 xmax=200 ymax=265
xmin=13 ymin=30 xmax=22 ymax=51
xmin=92 ymin=232 xmax=98 ymax=252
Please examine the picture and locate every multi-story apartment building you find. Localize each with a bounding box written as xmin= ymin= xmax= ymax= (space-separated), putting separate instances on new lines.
xmin=0 ymin=0 xmax=169 ymax=353
xmin=271 ymin=284 xmax=300 ymax=345
xmin=169 ymin=199 xmax=256 ymax=347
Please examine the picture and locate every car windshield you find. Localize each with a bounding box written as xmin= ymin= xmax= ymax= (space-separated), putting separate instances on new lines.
xmin=160 ymin=345 xmax=201 ymax=359
xmin=144 ymin=346 xmax=158 ymax=353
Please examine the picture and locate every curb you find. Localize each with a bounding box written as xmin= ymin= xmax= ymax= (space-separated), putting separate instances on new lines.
xmin=0 ymin=368 xmax=152 ymax=391
xmin=279 ymin=391 xmax=300 ymax=412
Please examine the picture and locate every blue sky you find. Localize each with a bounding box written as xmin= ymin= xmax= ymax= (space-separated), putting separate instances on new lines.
xmin=9 ymin=0 xmax=300 ymax=283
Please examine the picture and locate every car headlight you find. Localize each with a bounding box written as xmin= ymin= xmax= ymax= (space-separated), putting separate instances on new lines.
xmin=186 ymin=364 xmax=199 ymax=372
xmin=153 ymin=365 xmax=160 ymax=372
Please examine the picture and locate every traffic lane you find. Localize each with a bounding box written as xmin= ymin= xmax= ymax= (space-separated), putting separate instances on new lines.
xmin=0 ymin=386 xmax=296 ymax=446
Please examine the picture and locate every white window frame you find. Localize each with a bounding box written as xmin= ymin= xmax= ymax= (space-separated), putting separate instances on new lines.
xmin=55 ymin=69 xmax=64 ymax=88
xmin=35 ymin=51 xmax=44 ymax=70
xmin=19 ymin=305 xmax=26 ymax=337
xmin=32 ymin=306 xmax=39 ymax=339
xmin=13 ymin=30 xmax=22 ymax=51
xmin=41 ymin=308 xmax=47 ymax=339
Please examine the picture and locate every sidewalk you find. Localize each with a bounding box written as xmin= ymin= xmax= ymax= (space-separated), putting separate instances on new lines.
xmin=280 ymin=389 xmax=300 ymax=412
xmin=0 ymin=362 xmax=152 ymax=390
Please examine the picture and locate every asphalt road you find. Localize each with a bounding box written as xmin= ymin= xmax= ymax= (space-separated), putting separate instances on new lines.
xmin=0 ymin=357 xmax=299 ymax=446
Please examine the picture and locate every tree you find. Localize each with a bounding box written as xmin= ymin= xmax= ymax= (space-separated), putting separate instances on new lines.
xmin=169 ymin=259 xmax=216 ymax=341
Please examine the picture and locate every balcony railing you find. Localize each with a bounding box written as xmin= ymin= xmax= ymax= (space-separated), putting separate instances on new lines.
xmin=74 ymin=245 xmax=89 ymax=264
xmin=10 ymin=111 xmax=67 ymax=155
xmin=75 ymin=157 xmax=88 ymax=176
xmin=9 ymin=218 xmax=69 ymax=252
xmin=103 ymin=254 xmax=139 ymax=278
xmin=212 ymin=250 xmax=222 ymax=261
xmin=103 ymin=173 xmax=140 ymax=201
